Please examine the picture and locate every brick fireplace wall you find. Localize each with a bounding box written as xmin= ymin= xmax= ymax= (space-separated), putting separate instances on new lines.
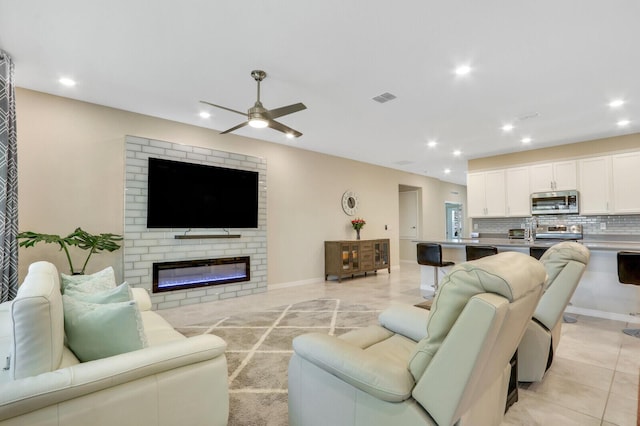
xmin=124 ymin=136 xmax=267 ymax=310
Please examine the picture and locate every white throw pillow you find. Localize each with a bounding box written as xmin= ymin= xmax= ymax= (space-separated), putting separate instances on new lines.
xmin=65 ymin=282 xmax=132 ymax=304
xmin=60 ymin=266 xmax=117 ymax=294
xmin=62 ymin=295 xmax=148 ymax=362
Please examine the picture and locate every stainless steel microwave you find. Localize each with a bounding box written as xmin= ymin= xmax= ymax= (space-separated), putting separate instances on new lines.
xmin=530 ymin=190 xmax=579 ymax=215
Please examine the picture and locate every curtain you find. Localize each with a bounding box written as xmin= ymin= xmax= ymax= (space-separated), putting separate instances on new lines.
xmin=0 ymin=50 xmax=19 ymax=302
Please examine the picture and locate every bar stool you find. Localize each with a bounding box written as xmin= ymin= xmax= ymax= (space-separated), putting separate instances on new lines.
xmin=618 ymin=251 xmax=640 ymax=338
xmin=529 ymin=246 xmax=548 ymax=260
xmin=465 ymin=245 xmax=498 ymax=261
xmin=417 ymin=243 xmax=455 ymax=293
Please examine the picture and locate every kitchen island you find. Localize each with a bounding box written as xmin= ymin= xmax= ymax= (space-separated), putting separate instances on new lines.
xmin=416 ymin=237 xmax=640 ymax=321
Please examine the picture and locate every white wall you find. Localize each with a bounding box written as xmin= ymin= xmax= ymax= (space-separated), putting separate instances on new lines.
xmin=16 ymin=88 xmax=466 ymax=286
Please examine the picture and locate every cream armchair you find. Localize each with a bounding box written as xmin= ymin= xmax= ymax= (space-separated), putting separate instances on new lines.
xmin=288 ymin=252 xmax=546 ymax=426
xmin=518 ymin=241 xmax=590 ymax=382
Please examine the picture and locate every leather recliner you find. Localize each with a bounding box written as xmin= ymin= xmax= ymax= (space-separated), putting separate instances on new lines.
xmin=517 ymin=241 xmax=590 ymax=382
xmin=288 ymin=252 xmax=546 ymax=426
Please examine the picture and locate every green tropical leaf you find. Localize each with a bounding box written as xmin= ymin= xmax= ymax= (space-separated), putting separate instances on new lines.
xmin=17 ymin=227 xmax=123 ymax=274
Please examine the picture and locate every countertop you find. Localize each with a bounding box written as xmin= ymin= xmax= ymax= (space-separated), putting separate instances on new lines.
xmin=416 ymin=237 xmax=640 ymax=251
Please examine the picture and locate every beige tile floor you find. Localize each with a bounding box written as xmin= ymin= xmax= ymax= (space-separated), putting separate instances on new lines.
xmin=160 ymin=261 xmax=639 ymax=426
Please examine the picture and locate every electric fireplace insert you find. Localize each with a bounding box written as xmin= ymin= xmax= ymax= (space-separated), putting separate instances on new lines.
xmin=152 ymin=257 xmax=250 ymax=293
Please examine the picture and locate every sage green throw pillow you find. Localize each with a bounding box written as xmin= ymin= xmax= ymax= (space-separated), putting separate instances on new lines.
xmin=60 ymin=266 xmax=116 ymax=294
xmin=65 ymin=282 xmax=132 ymax=304
xmin=62 ymin=295 xmax=148 ymax=362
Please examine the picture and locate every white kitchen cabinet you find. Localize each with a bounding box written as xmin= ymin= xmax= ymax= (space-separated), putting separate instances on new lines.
xmin=530 ymin=160 xmax=577 ymax=192
xmin=467 ymin=170 xmax=506 ymax=217
xmin=505 ymin=167 xmax=531 ymax=217
xmin=578 ymin=156 xmax=612 ymax=215
xmin=612 ymin=151 xmax=640 ymax=214
xmin=467 ymin=172 xmax=486 ymax=218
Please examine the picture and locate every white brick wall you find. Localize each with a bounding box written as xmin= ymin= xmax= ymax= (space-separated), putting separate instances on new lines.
xmin=124 ymin=136 xmax=267 ymax=310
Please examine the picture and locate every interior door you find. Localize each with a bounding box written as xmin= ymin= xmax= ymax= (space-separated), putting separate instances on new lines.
xmin=399 ymin=190 xmax=418 ymax=239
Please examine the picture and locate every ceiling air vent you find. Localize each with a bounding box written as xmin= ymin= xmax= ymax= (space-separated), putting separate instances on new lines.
xmin=373 ymin=92 xmax=397 ymax=103
xmin=517 ymin=111 xmax=540 ymax=121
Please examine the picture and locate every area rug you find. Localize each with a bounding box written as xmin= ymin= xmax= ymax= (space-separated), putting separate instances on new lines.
xmin=175 ymin=298 xmax=381 ymax=426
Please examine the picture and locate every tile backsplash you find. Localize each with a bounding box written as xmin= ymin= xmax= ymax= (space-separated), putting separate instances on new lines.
xmin=473 ymin=214 xmax=640 ymax=239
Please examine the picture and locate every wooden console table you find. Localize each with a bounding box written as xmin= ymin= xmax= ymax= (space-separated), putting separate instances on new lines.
xmin=324 ymin=239 xmax=390 ymax=282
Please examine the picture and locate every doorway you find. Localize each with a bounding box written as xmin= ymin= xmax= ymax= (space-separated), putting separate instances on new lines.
xmin=399 ymin=190 xmax=418 ymax=240
xmin=445 ymin=202 xmax=463 ymax=239
xmin=399 ymin=186 xmax=420 ymax=261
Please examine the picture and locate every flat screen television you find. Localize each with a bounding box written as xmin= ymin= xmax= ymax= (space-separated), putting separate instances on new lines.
xmin=146 ymin=157 xmax=259 ymax=229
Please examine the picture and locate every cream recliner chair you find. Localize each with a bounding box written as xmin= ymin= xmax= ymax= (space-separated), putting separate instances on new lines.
xmin=518 ymin=241 xmax=590 ymax=382
xmin=288 ymin=252 xmax=546 ymax=426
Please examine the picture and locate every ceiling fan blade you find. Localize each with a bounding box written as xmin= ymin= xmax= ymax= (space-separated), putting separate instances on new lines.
xmin=268 ymin=119 xmax=303 ymax=138
xmin=265 ymin=103 xmax=307 ymax=120
xmin=220 ymin=121 xmax=249 ymax=134
xmin=199 ymin=100 xmax=247 ymax=117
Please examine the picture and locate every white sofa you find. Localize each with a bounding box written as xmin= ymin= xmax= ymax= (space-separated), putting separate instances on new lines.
xmin=0 ymin=261 xmax=229 ymax=426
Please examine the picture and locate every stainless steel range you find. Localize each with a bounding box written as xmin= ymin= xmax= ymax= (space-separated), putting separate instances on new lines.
xmin=535 ymin=224 xmax=583 ymax=240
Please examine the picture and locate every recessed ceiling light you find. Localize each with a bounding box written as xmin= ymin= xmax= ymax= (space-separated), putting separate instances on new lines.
xmin=501 ymin=124 xmax=514 ymax=132
xmin=609 ymin=99 xmax=625 ymax=108
xmin=199 ymin=112 xmax=211 ymax=119
xmin=617 ymin=119 xmax=631 ymax=127
xmin=453 ymin=150 xmax=462 ymax=156
xmin=427 ymin=140 xmax=437 ymax=148
xmin=58 ymin=77 xmax=76 ymax=87
xmin=521 ymin=137 xmax=532 ymax=144
xmin=454 ymin=65 xmax=472 ymax=76
xmin=444 ymin=168 xmax=451 ymax=174
xmin=286 ymin=133 xmax=295 ymax=139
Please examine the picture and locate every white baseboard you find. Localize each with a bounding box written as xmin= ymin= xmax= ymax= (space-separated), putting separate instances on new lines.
xmin=564 ymin=306 xmax=640 ymax=324
xmin=269 ymin=265 xmax=400 ymax=290
xmin=269 ymin=277 xmax=323 ymax=290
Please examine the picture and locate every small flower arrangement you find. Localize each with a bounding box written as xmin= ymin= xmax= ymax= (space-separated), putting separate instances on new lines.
xmin=351 ymin=218 xmax=366 ymax=230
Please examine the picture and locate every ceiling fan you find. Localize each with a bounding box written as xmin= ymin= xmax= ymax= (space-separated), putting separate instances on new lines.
xmin=200 ymin=70 xmax=307 ymax=138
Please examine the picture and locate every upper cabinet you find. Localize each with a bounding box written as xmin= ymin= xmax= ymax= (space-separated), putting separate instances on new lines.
xmin=467 ymin=170 xmax=506 ymax=217
xmin=505 ymin=167 xmax=531 ymax=217
xmin=529 ymin=160 xmax=577 ymax=192
xmin=467 ymin=151 xmax=640 ymax=218
xmin=611 ymin=152 xmax=640 ymax=214
xmin=578 ymin=156 xmax=612 ymax=215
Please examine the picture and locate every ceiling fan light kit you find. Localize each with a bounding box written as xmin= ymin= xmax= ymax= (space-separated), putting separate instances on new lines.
xmin=201 ymin=70 xmax=306 ymax=137
xmin=248 ymin=119 xmax=268 ymax=129
xmin=248 ymin=117 xmax=268 ymax=129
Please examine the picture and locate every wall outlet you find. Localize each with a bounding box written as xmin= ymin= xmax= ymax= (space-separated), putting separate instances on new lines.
xmin=600 ymin=222 xmax=607 ymax=230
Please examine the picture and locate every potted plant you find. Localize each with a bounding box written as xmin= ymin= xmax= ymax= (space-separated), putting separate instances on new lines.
xmin=17 ymin=227 xmax=123 ymax=274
